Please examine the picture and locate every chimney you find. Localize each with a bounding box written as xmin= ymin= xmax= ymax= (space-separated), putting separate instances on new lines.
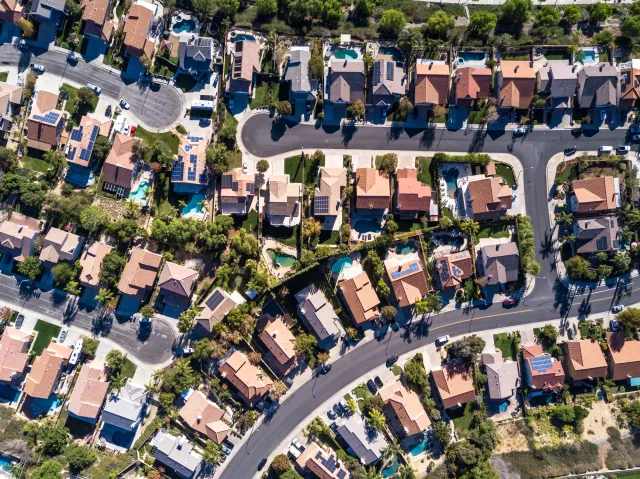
xmin=514 ymin=65 xmax=519 ymax=73
xmin=272 ymin=331 xmax=278 ymax=338
xmin=600 ymin=64 xmax=604 ymax=71
xmin=197 ymin=415 xmax=202 ymax=423
xmin=178 ymin=436 xmax=186 ymax=449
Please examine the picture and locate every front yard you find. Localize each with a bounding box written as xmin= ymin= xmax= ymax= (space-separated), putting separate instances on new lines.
xmin=496 ymin=163 xmax=516 ymax=187
xmin=493 ymin=333 xmax=517 ymax=360
xmin=284 ymin=154 xmax=324 ymax=186
xmin=60 ymin=83 xmax=99 ymax=119
xmin=32 ymin=320 xmax=62 ymax=356
xmin=416 ymin=156 xmax=433 ymax=187
xmin=250 ymin=79 xmax=288 ymax=110
xmin=135 ymin=126 xmax=180 ymax=154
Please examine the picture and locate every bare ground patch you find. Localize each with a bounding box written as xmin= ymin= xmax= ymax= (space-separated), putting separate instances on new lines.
xmin=496 ymin=421 xmax=530 ymax=453
xmin=582 ymin=400 xmax=617 ymax=442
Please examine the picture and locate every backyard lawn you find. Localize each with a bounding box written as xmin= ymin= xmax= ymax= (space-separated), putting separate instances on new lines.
xmin=250 ymin=80 xmax=282 ymax=109
xmin=135 ymin=126 xmax=180 ymax=154
xmin=496 ymin=163 xmax=516 ymax=187
xmin=493 ymin=333 xmax=517 ymax=360
xmin=451 ymin=401 xmax=474 ymax=436
xmin=32 ymin=320 xmax=62 ymax=356
xmin=153 ymin=171 xmax=187 ymax=217
xmin=20 ymin=155 xmax=53 ymax=174
xmin=262 ymin=222 xmax=299 ymax=249
xmin=284 ymin=154 xmax=324 ymax=186
xmin=237 ymin=209 xmax=258 ymax=233
xmin=416 ymin=156 xmax=433 ymax=187
xmin=477 ymin=223 xmax=510 ymax=239
xmin=319 ymin=230 xmax=340 ymax=245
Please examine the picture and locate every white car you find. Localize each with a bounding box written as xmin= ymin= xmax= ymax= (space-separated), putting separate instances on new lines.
xmin=435 ymin=335 xmax=450 ymax=346
xmin=613 ymin=305 xmax=625 ymax=313
xmin=291 ymin=438 xmax=304 ymax=451
xmin=119 ymin=99 xmax=130 ymax=110
xmin=59 ymin=327 xmax=69 ymax=342
xmin=30 ymin=64 xmax=44 ymax=73
xmin=617 ymin=146 xmax=631 ymax=154
xmin=513 ymin=126 xmax=527 ymax=135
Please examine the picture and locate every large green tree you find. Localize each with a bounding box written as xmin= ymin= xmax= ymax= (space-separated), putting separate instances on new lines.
xmin=379 ymin=9 xmax=406 ymax=37
xmin=469 ymin=11 xmax=497 ymax=37
xmin=424 ymin=10 xmax=455 ymax=39
xmin=17 ymin=256 xmax=42 ymax=280
xmin=500 ymin=0 xmax=533 ymax=25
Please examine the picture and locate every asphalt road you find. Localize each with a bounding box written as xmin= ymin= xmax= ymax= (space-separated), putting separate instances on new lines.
xmin=220 ymin=116 xmax=639 ymax=479
xmin=0 ymin=44 xmax=183 ymax=129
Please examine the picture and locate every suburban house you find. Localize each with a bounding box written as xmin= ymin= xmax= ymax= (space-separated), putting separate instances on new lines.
xmin=123 ymin=2 xmax=156 ymax=59
xmin=355 ymin=168 xmax=390 ymax=212
xmin=338 ymin=271 xmax=380 ymax=326
xmin=30 ymin=0 xmax=64 ymax=25
xmin=454 ymin=67 xmax=492 ymax=107
xmin=102 ymin=134 xmax=138 ymax=198
xmin=0 ymin=213 xmax=41 ymax=263
xmin=27 ymin=90 xmax=64 ymax=151
xmin=371 ymin=54 xmax=406 ymax=108
xmin=495 ymin=60 xmax=535 ymax=109
xmin=522 ymin=345 xmax=565 ymax=391
xmin=66 ymin=113 xmax=112 ymax=176
xmin=220 ymin=168 xmax=255 ymax=215
xmin=195 ymin=287 xmax=244 ymax=333
xmin=413 ymin=61 xmax=450 ymax=108
xmin=157 ymin=261 xmax=198 ymax=312
xmin=101 ymin=379 xmax=148 ymax=432
xmin=228 ymin=39 xmax=260 ymax=98
xmin=284 ymin=48 xmax=315 ymax=108
xmin=431 ymin=361 xmax=476 ymax=409
xmin=314 ymin=167 xmax=347 ymax=228
xmin=81 ymin=0 xmax=114 ymax=43
xmin=619 ymin=60 xmax=640 ymax=107
xmin=536 ymin=63 xmax=578 ymax=108
xmin=378 ymin=381 xmax=431 ymax=438
xmin=479 ymin=243 xmax=520 ymax=286
xmin=0 ymin=0 xmax=23 ymax=24
xmin=461 ymin=176 xmax=513 ymax=221
xmin=296 ymin=442 xmax=351 ymax=479
xmin=0 ymin=82 xmax=23 ymax=134
xmin=569 ymin=176 xmax=621 ymax=213
xmin=606 ymin=332 xmax=640 ymax=384
xmin=384 ymin=255 xmax=429 ymax=308
xmin=395 ymin=168 xmax=431 ymax=219
xmin=266 ymin=175 xmax=302 ymax=228
xmin=79 ymin=241 xmax=113 ymax=290
xmin=117 ymin=248 xmax=163 ymax=314
xmin=179 ymin=389 xmax=230 ymax=444
xmin=577 ymin=64 xmax=619 ymax=111
xmin=328 ymin=60 xmax=365 ymax=107
xmin=564 ymin=340 xmax=608 ymax=383
xmin=172 ymin=135 xmax=207 ymax=194
xmin=39 ymin=227 xmax=84 ymax=267
xmin=259 ymin=316 xmax=297 ymax=376
xmin=434 ymin=250 xmax=473 ymax=289
xmin=295 ymin=284 xmax=341 ymax=347
xmin=150 ymin=431 xmax=203 ymax=479
xmin=0 ymin=327 xmax=31 ymax=384
xmin=67 ymin=361 xmax=109 ymax=423
xmin=482 ymin=351 xmax=520 ymax=401
xmin=573 ymin=216 xmax=620 ymax=254
xmin=179 ymin=36 xmax=217 ymax=75
xmin=218 ymin=350 xmax=273 ymax=407
xmin=24 ymin=341 xmax=72 ymax=399
xmin=335 ymin=414 xmax=387 ymax=466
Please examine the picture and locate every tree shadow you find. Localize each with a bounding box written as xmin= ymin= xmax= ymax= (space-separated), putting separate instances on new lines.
xmin=467 ymin=126 xmax=487 ymax=153
xmin=387 ymin=126 xmax=403 ymax=141
xmin=270 ymin=119 xmax=287 ymax=142
xmin=552 ymin=278 xmax=572 ymax=319
xmin=419 ymin=124 xmax=436 ymax=148
xmin=539 ymin=226 xmax=555 ymax=261
xmin=137 ymin=322 xmax=152 ymax=342
xmin=341 ymin=123 xmax=357 ymax=146
xmin=92 ymin=311 xmax=114 ymax=337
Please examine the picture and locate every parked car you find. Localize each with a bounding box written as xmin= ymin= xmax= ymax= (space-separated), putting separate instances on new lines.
xmin=292 ymin=438 xmax=304 ymax=451
xmin=564 ymin=147 xmax=577 ymax=156
xmin=15 ymin=314 xmax=24 ymax=329
xmin=320 ymin=364 xmax=332 ymax=375
xmin=220 ymin=444 xmax=232 ymax=455
xmin=612 ymin=305 xmax=625 ymax=313
xmin=502 ymin=298 xmax=517 ymax=307
xmin=338 ymin=399 xmax=348 ymax=412
xmin=327 ymin=409 xmax=337 ymax=419
xmin=67 ymin=52 xmax=79 ymax=62
xmin=59 ymin=327 xmax=69 ymax=342
xmin=366 ymin=379 xmax=377 ymax=394
xmin=129 ymin=125 xmax=137 ymax=137
xmin=610 ymin=319 xmax=620 ymax=331
xmin=617 ymin=146 xmax=631 ymax=154
xmin=386 ymin=354 xmax=399 ymax=366
xmin=374 ymin=376 xmax=383 ymax=388
xmin=599 ymin=146 xmax=613 ymax=154
xmin=182 ymin=347 xmax=193 ymax=356
xmin=257 ymin=458 xmax=267 ymax=471
xmin=633 ymin=135 xmax=640 ymax=141
xmin=513 ymin=126 xmax=527 ymax=136
xmin=435 ymin=335 xmax=450 ymax=346
xmin=86 ymin=83 xmax=101 ymax=95
xmin=30 ymin=64 xmax=45 ymax=73
xmin=119 ymin=99 xmax=130 ymax=109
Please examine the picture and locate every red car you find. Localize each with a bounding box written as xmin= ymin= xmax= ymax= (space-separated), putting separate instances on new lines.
xmin=130 ymin=125 xmax=137 ymax=137
xmin=502 ymin=298 xmax=517 ymax=307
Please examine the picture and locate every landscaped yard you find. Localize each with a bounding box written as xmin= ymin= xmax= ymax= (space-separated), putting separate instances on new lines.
xmin=284 ymin=154 xmax=325 ymax=186
xmin=60 ymin=83 xmax=98 ymax=117
xmin=250 ymin=80 xmax=282 ymax=109
xmin=442 ymin=207 xmax=453 ymax=219
xmin=494 ymin=333 xmax=517 ymax=360
xmin=555 ymin=163 xmax=577 ymax=184
xmin=467 ymin=105 xmax=487 ymax=124
xmin=153 ymin=171 xmax=187 ymax=217
xmin=319 ymin=230 xmax=340 ymax=245
xmin=500 ymin=52 xmax=530 ymax=60
xmin=121 ymin=357 xmax=136 ymax=379
xmin=20 ymin=155 xmax=53 ymax=174
xmin=238 ymin=209 xmax=259 ymax=233
xmin=352 ymin=383 xmax=372 ymax=412
xmin=478 ymin=223 xmax=510 ymax=239
xmin=416 ymin=156 xmax=433 ymax=187
xmin=135 ymin=126 xmax=180 ymax=154
xmin=496 ymin=163 xmax=516 ymax=187
xmin=32 ymin=320 xmax=62 ymax=356
xmin=451 ymin=401 xmax=474 ymax=436
xmin=391 ymin=365 xmax=403 ymax=376
xmin=262 ymin=222 xmax=299 ymax=249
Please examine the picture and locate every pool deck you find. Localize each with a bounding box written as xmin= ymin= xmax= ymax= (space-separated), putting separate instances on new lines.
xmin=431 ymin=231 xmax=468 ymax=256
xmin=329 ymin=252 xmax=362 ymax=281
xmin=261 ymin=238 xmax=298 ymax=279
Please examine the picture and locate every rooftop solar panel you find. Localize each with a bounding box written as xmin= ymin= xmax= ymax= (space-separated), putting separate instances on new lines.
xmin=205 ymin=290 xmax=225 ymax=311
xmin=438 ymin=259 xmax=450 ymax=281
xmin=373 ymin=61 xmax=381 ymax=85
xmin=67 ymin=147 xmax=76 ymax=160
xmin=89 ymin=125 xmax=99 ymax=141
xmin=221 ymin=174 xmax=232 ymax=188
xmin=530 ymin=356 xmax=552 ymax=373
xmin=337 ymin=471 xmax=347 ymax=479
xmin=70 ymin=127 xmax=83 ymax=142
xmin=391 ymin=262 xmax=419 ymax=280
xmin=387 ymin=62 xmax=394 ymax=81
xmin=247 ymin=183 xmax=255 ymax=194
xmin=172 ymin=161 xmax=184 ymax=181
xmin=315 ymin=195 xmax=329 ymax=214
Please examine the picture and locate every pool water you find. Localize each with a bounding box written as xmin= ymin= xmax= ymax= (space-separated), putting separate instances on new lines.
xmin=438 ymin=234 xmax=464 ymax=247
xmin=181 ymin=192 xmax=206 ymax=217
xmin=173 ymin=18 xmax=196 ymax=33
xmin=353 ymin=219 xmax=382 ymax=234
xmin=232 ymin=33 xmax=256 ymax=43
xmin=379 ymin=47 xmax=402 ymax=63
xmin=395 ymin=242 xmax=417 ymax=255
xmin=0 ymin=384 xmax=20 ymax=404
xmin=29 ymin=394 xmax=62 ymax=416
xmin=332 ymin=256 xmax=353 ymax=274
xmin=491 ymin=399 xmax=510 ymax=413
xmin=409 ymin=434 xmax=432 ymax=456
xmin=129 ymin=180 xmax=150 ymax=202
xmin=266 ymin=249 xmax=296 ymax=268
xmin=381 ymin=458 xmax=399 ymax=478
xmin=442 ymin=169 xmax=459 ymax=195
xmin=335 ymin=49 xmax=358 ymax=60
xmin=0 ymin=454 xmax=17 ymax=471
xmin=458 ymin=51 xmax=486 ymax=63
xmin=581 ymin=49 xmax=596 ymax=63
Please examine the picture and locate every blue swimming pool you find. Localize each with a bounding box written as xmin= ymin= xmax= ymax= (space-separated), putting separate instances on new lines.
xmin=29 ymin=394 xmax=62 ymax=416
xmin=332 ymin=256 xmax=353 ymax=274
xmin=181 ymin=192 xmax=206 ymax=217
xmin=335 ymin=49 xmax=358 ymax=60
xmin=381 ymin=458 xmax=399 ymax=478
xmin=0 ymin=454 xmax=18 ymax=471
xmin=232 ymin=33 xmax=255 ymax=42
xmin=173 ymin=18 xmax=196 ymax=34
xmin=353 ymin=219 xmax=382 ymax=234
xmin=0 ymin=384 xmax=20 ymax=404
xmin=410 ymin=434 xmax=432 ymax=456
xmin=458 ymin=51 xmax=486 ymax=63
xmin=442 ymin=168 xmax=459 ymax=195
xmin=129 ymin=180 xmax=150 ymax=203
xmin=395 ymin=241 xmax=417 ymax=255
xmin=379 ymin=47 xmax=402 ymax=63
xmin=580 ymin=49 xmax=596 ymax=63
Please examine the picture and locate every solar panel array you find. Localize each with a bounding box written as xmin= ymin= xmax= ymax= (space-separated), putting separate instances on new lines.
xmin=79 ymin=148 xmax=91 ymax=161
xmin=438 ymin=259 xmax=450 ymax=281
xmin=172 ymin=160 xmax=184 ymax=181
xmin=184 ymin=144 xmax=192 ymax=153
xmin=221 ymin=174 xmax=232 ymax=188
xmin=70 ymin=126 xmax=83 ymax=142
xmin=530 ymin=356 xmax=552 ymax=373
xmin=451 ymin=265 xmax=463 ymax=279
xmin=33 ymin=112 xmax=60 ymax=124
xmin=205 ymin=290 xmax=225 ymax=311
xmin=315 ymin=195 xmax=329 ymax=214
xmin=314 ymin=450 xmax=344 ymax=475
xmin=67 ymin=147 xmax=76 ymax=160
xmin=338 ymin=471 xmax=347 ymax=479
xmin=187 ymin=136 xmax=203 ymax=143
xmin=187 ymin=154 xmax=197 ymax=181
xmin=89 ymin=125 xmax=99 ymax=141
xmin=391 ymin=262 xmax=419 ymax=280
xmin=386 ymin=61 xmax=394 ymax=81
xmin=373 ymin=61 xmax=381 ymax=85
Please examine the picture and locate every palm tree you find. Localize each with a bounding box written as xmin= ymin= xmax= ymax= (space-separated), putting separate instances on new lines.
xmin=362 ymin=468 xmax=381 ymax=479
xmin=125 ymin=199 xmax=138 ymax=218
xmin=110 ymin=372 xmax=127 ymax=393
xmin=397 ymin=465 xmax=416 ymax=479
xmin=95 ymin=288 xmax=113 ymax=308
xmin=367 ymin=409 xmax=386 ymax=432
xmin=198 ymin=199 xmax=209 ymax=214
xmin=382 ymin=441 xmax=401 ymax=461
xmin=144 ymin=381 xmax=157 ymax=395
xmin=459 ymin=219 xmax=480 ymax=240
xmin=202 ymin=440 xmax=221 ymax=465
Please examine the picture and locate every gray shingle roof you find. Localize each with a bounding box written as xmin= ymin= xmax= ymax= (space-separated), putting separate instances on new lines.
xmin=336 ymin=415 xmax=387 ymax=465
xmin=101 ymin=380 xmax=147 ymax=430
xmin=330 ymin=60 xmax=365 ymax=103
xmin=285 ymin=49 xmax=311 ymax=93
xmin=151 ymin=431 xmax=202 ymax=478
xmin=179 ymin=36 xmax=215 ymax=72
xmin=578 ymin=64 xmax=618 ymax=107
xmin=31 ymin=0 xmax=65 ymax=18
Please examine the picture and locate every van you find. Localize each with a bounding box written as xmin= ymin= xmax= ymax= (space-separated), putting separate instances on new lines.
xmin=598 ymin=146 xmax=613 ymax=154
xmin=86 ymin=83 xmax=101 ymax=95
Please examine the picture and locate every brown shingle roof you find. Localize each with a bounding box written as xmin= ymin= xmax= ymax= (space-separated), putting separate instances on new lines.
xmin=379 ymin=381 xmax=431 ymax=436
xmin=0 ymin=327 xmax=30 ymax=382
xmin=158 ymin=261 xmax=198 ymax=299
xmin=330 ymin=60 xmax=365 ymax=104
xmin=338 ymin=271 xmax=380 ymax=325
xmin=455 ymin=67 xmax=492 ymax=103
xmin=499 ymin=61 xmax=535 ymax=109
xmin=103 ymin=134 xmax=137 ymax=190
xmin=432 ymin=361 xmax=476 ymax=409
xmin=564 ymin=340 xmax=608 ymax=381
xmin=66 ymin=114 xmax=112 ymax=167
xmin=67 ymin=361 xmax=109 ymax=420
xmin=314 ymin=168 xmax=347 ymax=216
xmin=0 ymin=213 xmax=41 ymax=262
xmin=396 ymin=168 xmax=430 ymax=213
xmin=414 ymin=63 xmax=450 ymax=105
xmin=355 ymin=168 xmax=390 ymax=210
xmin=572 ymin=177 xmax=618 ymax=213
xmin=481 ymin=242 xmax=520 ymax=285
xmin=219 ymin=350 xmax=272 ymax=406
xmin=24 ymin=341 xmax=72 ymax=399
xmin=384 ymin=256 xmax=429 ymax=308
xmin=27 ymin=90 xmax=63 ymax=148
xmin=220 ymin=168 xmax=255 ymax=204
xmin=467 ymin=177 xmax=512 ymax=218
xmin=39 ymin=227 xmax=82 ymax=265
xmin=434 ymin=251 xmax=473 ymax=289
xmin=123 ymin=4 xmax=154 ymax=58
xmin=606 ymin=332 xmax=640 ymax=381
xmin=81 ymin=0 xmax=112 ymax=40
xmin=229 ymin=40 xmax=260 ymax=93
xmin=179 ymin=390 xmax=230 ymax=444
xmin=195 ymin=287 xmax=239 ymax=332
xmin=118 ymin=248 xmax=162 ymax=299
xmin=79 ymin=241 xmax=113 ymax=288
xmin=259 ymin=316 xmax=297 ymax=371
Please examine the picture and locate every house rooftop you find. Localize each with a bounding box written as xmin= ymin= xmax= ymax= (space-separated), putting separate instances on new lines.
xmin=179 ymin=389 xmax=229 ymax=444
xmin=338 ymin=271 xmax=380 ymax=325
xmin=414 ymin=62 xmax=450 ymax=105
xmin=67 ymin=360 xmax=109 ymax=420
xmin=79 ymin=241 xmax=113 ymax=288
xmin=0 ymin=327 xmax=31 ymax=383
xmin=432 ymin=361 xmax=476 ymax=409
xmin=24 ymin=341 xmax=72 ymax=399
xmin=379 ymin=380 xmax=431 ymax=436
xmin=118 ymin=248 xmax=163 ymax=299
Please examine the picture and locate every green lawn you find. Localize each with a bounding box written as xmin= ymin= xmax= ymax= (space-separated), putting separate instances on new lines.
xmin=284 ymin=155 xmax=324 ymax=186
xmin=153 ymin=171 xmax=187 ymax=217
xmin=224 ymin=55 xmax=231 ymax=77
xmin=500 ymin=53 xmax=530 ymax=60
xmin=352 ymin=383 xmax=372 ymax=412
xmin=250 ymin=80 xmax=281 ymax=109
xmin=477 ymin=223 xmax=510 ymax=239
xmin=493 ymin=333 xmax=516 ymax=360
xmin=392 ymin=365 xmax=403 ymax=376
xmin=579 ymin=321 xmax=590 ymax=339
xmin=467 ymin=107 xmax=487 ymax=124
xmin=533 ymin=327 xmax=556 ymax=355
xmin=60 ymin=83 xmax=98 ymax=116
xmin=555 ymin=163 xmax=577 ymax=184
xmin=0 ymin=72 xmax=8 ymax=82
xmin=416 ymin=156 xmax=433 ymax=187
xmin=32 ymin=320 xmax=62 ymax=356
xmin=135 ymin=126 xmax=180 ymax=154
xmin=442 ymin=207 xmax=453 ymax=220
xmin=262 ymin=222 xmax=299 ymax=248
xmin=496 ymin=163 xmax=516 ymax=187
xmin=121 ymin=357 xmax=136 ymax=379
xmin=20 ymin=155 xmax=52 ymax=174
xmin=544 ymin=50 xmax=570 ymax=60
xmin=319 ymin=230 xmax=340 ymax=245
xmin=451 ymin=401 xmax=475 ymax=435
xmin=229 ymin=150 xmax=242 ymax=170
xmin=239 ymin=209 xmax=258 ymax=233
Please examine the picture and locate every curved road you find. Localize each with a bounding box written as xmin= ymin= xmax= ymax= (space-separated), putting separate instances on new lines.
xmin=220 ymin=115 xmax=640 ymax=478
xmin=0 ymin=44 xmax=183 ymax=129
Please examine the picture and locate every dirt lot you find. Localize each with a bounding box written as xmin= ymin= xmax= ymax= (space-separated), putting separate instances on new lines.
xmin=495 ymin=421 xmax=530 ymax=453
xmin=581 ymin=400 xmax=617 ymax=442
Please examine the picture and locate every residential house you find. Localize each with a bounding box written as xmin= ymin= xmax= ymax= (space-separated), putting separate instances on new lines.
xmin=537 ymin=63 xmax=578 ymax=108
xmin=285 ymin=48 xmax=316 ymax=107
xmin=0 ymin=213 xmax=41 ymax=263
xmin=431 ymin=361 xmax=476 ymax=409
xmin=482 ymin=351 xmax=520 ymax=401
xmin=479 ymin=243 xmax=520 ymax=286
xmin=220 ymin=168 xmax=255 ymax=215
xmin=337 ymin=271 xmax=380 ymax=326
xmin=0 ymin=82 xmax=23 ymax=134
xmin=295 ymin=284 xmax=341 ymax=348
xmin=395 ymin=168 xmax=431 ymax=219
xmin=314 ymin=167 xmax=347 ymax=228
xmin=328 ymin=60 xmax=365 ymax=107
xmin=296 ymin=442 xmax=351 ymax=479
xmin=564 ymin=340 xmax=608 ymax=383
xmin=81 ymin=0 xmax=114 ymax=43
xmin=266 ymin=175 xmax=302 ymax=227
xmin=355 ymin=168 xmax=390 ymax=212
xmin=195 ymin=287 xmax=244 ymax=333
xmin=102 ymin=134 xmax=138 ymax=198
xmin=371 ymin=54 xmax=406 ymax=108
xmin=461 ymin=176 xmax=513 ymax=221
xmin=27 ymin=90 xmax=64 ymax=151
xmin=179 ymin=36 xmax=217 ymax=75
xmin=573 ymin=216 xmax=620 ymax=254
xmin=117 ymin=248 xmax=162 ymax=313
xmin=413 ymin=61 xmax=450 ymax=108
xmin=0 ymin=0 xmax=23 ymax=24
xmin=570 ymin=176 xmax=621 ymax=214
xmin=179 ymin=389 xmax=230 ymax=444
xmin=0 ymin=327 xmax=31 ymax=384
xmin=30 ymin=0 xmax=64 ymax=25
xmin=620 ymin=60 xmax=640 ymax=108
xmin=495 ymin=60 xmax=535 ymax=109
xmin=259 ymin=315 xmax=297 ymax=376
xmin=150 ymin=431 xmax=203 ymax=479
xmin=434 ymin=250 xmax=473 ymax=289
xmin=123 ymin=2 xmax=156 ymax=59
xmin=384 ymin=255 xmax=428 ymax=308
xmin=65 ymin=113 xmax=112 ymax=174
xmin=39 ymin=227 xmax=84 ymax=267
xmin=67 ymin=361 xmax=109 ymax=423
xmin=172 ymin=135 xmax=207 ymax=194
xmin=218 ymin=350 xmax=273 ymax=406
xmin=101 ymin=379 xmax=148 ymax=432
xmin=158 ymin=261 xmax=198 ymax=312
xmin=378 ymin=381 xmax=431 ymax=438
xmin=228 ymin=39 xmax=260 ymax=97
xmin=335 ymin=414 xmax=387 ymax=466
xmin=79 ymin=241 xmax=113 ymax=290
xmin=454 ymin=67 xmax=492 ymax=107
xmin=577 ymin=64 xmax=619 ymax=111
xmin=606 ymin=332 xmax=640 ymax=384
xmin=24 ymin=341 xmax=72 ymax=399
xmin=522 ymin=345 xmax=565 ymax=391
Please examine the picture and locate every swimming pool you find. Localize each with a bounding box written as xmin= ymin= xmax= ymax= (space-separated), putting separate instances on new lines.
xmin=232 ymin=33 xmax=256 ymax=42
xmin=181 ymin=192 xmax=206 ymax=217
xmin=437 ymin=234 xmax=464 ymax=247
xmin=409 ymin=434 xmax=432 ymax=456
xmin=266 ymin=249 xmax=296 ymax=268
xmin=173 ymin=18 xmax=196 ymax=34
xmin=458 ymin=51 xmax=486 ymax=64
xmin=29 ymin=394 xmax=62 ymax=416
xmin=0 ymin=454 xmax=17 ymax=471
xmin=442 ymin=168 xmax=459 ymax=196
xmin=379 ymin=46 xmax=402 ymax=63
xmin=580 ymin=49 xmax=596 ymax=63
xmin=381 ymin=457 xmax=399 ymax=478
xmin=353 ymin=219 xmax=382 ymax=234
xmin=128 ymin=180 xmax=150 ymax=203
xmin=0 ymin=384 xmax=20 ymax=404
xmin=335 ymin=49 xmax=358 ymax=60
xmin=332 ymin=256 xmax=353 ymax=274
xmin=395 ymin=241 xmax=417 ymax=255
